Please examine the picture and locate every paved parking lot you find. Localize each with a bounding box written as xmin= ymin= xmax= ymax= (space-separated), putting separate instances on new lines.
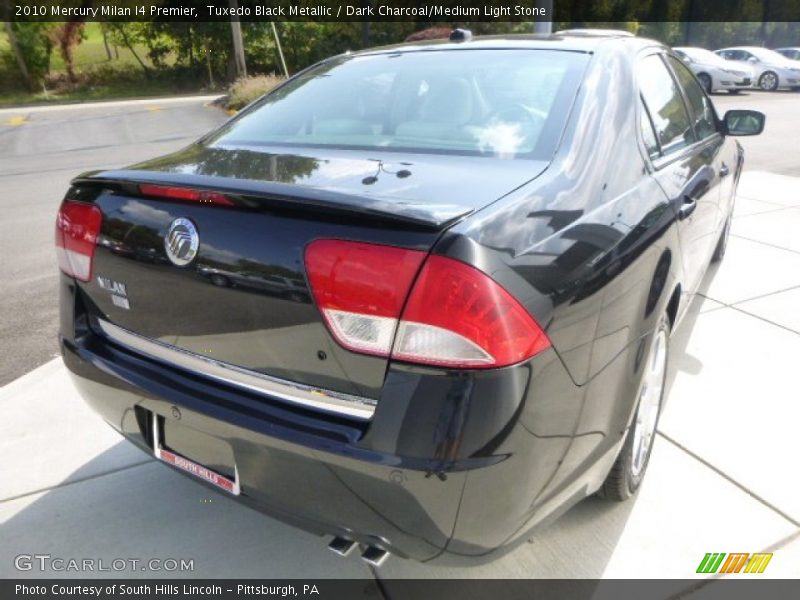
xmin=0 ymin=96 xmax=227 ymax=386
xmin=1 ymin=92 xmax=799 ymax=586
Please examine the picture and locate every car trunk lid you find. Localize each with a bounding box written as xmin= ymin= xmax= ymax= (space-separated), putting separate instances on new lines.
xmin=69 ymin=145 xmax=548 ymax=416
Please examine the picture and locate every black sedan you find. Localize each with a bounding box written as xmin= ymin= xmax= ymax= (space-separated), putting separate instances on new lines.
xmin=57 ymin=31 xmax=764 ymax=565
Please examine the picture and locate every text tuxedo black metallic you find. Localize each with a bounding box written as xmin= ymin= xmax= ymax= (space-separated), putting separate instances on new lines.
xmin=57 ymin=33 xmax=763 ymax=564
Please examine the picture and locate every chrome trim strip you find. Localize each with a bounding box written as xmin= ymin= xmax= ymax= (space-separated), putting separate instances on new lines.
xmin=95 ymin=319 xmax=376 ymax=420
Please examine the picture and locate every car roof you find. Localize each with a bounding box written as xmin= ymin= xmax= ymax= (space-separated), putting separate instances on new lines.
xmin=718 ymin=46 xmax=770 ymax=51
xmin=554 ymin=28 xmax=635 ymax=37
xmin=350 ymin=32 xmax=664 ymax=58
xmin=673 ymin=46 xmax=715 ymax=54
xmin=674 ymin=47 xmax=725 ymax=57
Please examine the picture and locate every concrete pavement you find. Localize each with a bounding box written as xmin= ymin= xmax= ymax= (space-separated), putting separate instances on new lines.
xmin=0 ymin=95 xmax=224 ymax=116
xmin=1 ymin=168 xmax=799 ymax=582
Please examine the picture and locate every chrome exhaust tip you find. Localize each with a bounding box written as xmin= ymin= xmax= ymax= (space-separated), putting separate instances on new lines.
xmin=328 ymin=536 xmax=357 ymax=557
xmin=361 ymin=545 xmax=390 ymax=568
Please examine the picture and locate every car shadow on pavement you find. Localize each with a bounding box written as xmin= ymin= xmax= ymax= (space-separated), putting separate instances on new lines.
xmin=0 ymin=433 xmax=642 ymax=581
xmin=0 ymin=444 xmax=378 ymax=582
xmin=663 ymin=281 xmax=720 ymax=403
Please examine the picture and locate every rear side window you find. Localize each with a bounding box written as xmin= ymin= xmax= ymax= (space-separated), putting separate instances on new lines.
xmin=637 ymin=55 xmax=696 ymax=157
xmin=207 ymin=49 xmax=589 ymax=160
xmin=667 ymin=56 xmax=718 ymax=140
xmin=719 ymin=50 xmax=744 ymax=61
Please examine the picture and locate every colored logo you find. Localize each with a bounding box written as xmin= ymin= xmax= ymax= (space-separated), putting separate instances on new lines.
xmin=696 ymin=552 xmax=773 ymax=574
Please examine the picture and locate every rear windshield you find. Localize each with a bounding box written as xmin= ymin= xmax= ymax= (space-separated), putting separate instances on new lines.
xmin=208 ymin=49 xmax=589 ymax=160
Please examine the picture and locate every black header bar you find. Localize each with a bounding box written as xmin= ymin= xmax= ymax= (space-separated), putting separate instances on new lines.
xmin=7 ymin=0 xmax=800 ymax=23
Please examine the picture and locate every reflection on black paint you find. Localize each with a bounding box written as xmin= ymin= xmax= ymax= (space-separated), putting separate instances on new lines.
xmin=196 ymin=263 xmax=310 ymax=303
xmin=430 ymin=377 xmax=475 ymax=478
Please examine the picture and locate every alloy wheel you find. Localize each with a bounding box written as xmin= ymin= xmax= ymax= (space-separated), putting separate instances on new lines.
xmin=630 ymin=328 xmax=668 ymax=478
xmin=759 ymin=71 xmax=778 ymax=91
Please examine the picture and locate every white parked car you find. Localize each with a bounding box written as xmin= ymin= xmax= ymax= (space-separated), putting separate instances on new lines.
xmin=715 ymin=46 xmax=800 ymax=91
xmin=673 ymin=47 xmax=754 ymax=93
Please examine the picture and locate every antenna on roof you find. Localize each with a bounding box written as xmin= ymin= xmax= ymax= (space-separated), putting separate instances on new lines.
xmin=449 ymin=29 xmax=473 ymax=42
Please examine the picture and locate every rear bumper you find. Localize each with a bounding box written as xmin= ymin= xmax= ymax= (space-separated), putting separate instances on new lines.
xmin=62 ymin=338 xmax=464 ymax=560
xmin=63 ymin=334 xmax=462 ymax=562
xmin=60 ymin=275 xmax=628 ymax=564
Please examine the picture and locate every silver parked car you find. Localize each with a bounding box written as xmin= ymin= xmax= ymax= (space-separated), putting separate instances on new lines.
xmin=555 ymin=28 xmax=634 ymax=37
xmin=775 ymin=47 xmax=800 ymax=60
xmin=716 ymin=46 xmax=800 ymax=91
xmin=673 ymin=47 xmax=753 ymax=93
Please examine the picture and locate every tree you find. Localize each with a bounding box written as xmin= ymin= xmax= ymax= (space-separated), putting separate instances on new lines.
xmin=49 ymin=21 xmax=85 ymax=84
xmin=1 ymin=22 xmax=53 ymax=89
xmin=4 ymin=21 xmax=31 ymax=89
xmin=106 ymin=23 xmax=151 ymax=75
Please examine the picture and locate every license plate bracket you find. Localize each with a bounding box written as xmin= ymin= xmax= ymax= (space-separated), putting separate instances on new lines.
xmin=152 ymin=413 xmax=240 ymax=495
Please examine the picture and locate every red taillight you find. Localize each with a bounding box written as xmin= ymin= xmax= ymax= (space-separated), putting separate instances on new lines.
xmin=394 ymin=255 xmax=551 ymax=368
xmin=139 ymin=184 xmax=234 ymax=207
xmin=304 ymin=240 xmax=551 ymax=369
xmin=305 ymin=240 xmax=426 ymax=356
xmin=55 ymin=201 xmax=102 ymax=282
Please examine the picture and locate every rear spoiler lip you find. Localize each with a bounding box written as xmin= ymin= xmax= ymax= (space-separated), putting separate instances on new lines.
xmin=71 ymin=169 xmax=472 ymax=230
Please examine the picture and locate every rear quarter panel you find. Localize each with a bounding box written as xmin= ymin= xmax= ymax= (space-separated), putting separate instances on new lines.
xmin=433 ymin=43 xmax=684 ymax=548
xmin=444 ymin=44 xmax=677 ymax=386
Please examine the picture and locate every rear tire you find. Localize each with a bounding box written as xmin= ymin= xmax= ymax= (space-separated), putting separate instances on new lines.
xmin=698 ymin=73 xmax=712 ymax=94
xmin=598 ymin=315 xmax=670 ymax=501
xmin=711 ymin=217 xmax=731 ymax=263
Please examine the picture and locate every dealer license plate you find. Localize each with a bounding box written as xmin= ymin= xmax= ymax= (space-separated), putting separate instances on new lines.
xmin=152 ymin=413 xmax=240 ymax=495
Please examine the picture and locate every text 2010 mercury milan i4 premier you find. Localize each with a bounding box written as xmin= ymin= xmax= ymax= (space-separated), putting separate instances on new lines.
xmin=56 ymin=32 xmax=764 ymax=565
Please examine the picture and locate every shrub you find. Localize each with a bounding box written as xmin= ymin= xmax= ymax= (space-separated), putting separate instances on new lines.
xmin=226 ymin=74 xmax=284 ymax=110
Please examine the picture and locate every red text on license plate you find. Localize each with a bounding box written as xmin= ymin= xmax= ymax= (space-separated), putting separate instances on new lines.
xmin=158 ymin=448 xmax=239 ymax=495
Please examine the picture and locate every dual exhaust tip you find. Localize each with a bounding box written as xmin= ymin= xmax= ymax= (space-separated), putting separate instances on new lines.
xmin=328 ymin=536 xmax=390 ymax=568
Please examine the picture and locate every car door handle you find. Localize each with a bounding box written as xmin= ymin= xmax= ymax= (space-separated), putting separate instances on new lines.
xmin=720 ymin=163 xmax=730 ymax=178
xmin=678 ymin=195 xmax=697 ymax=220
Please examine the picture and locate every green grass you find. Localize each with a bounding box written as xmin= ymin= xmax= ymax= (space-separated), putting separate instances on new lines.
xmin=0 ymin=23 xmax=153 ymax=71
xmin=54 ymin=23 xmax=161 ymax=71
xmin=0 ymin=78 xmax=204 ymax=107
xmin=0 ymin=24 xmax=201 ymax=107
